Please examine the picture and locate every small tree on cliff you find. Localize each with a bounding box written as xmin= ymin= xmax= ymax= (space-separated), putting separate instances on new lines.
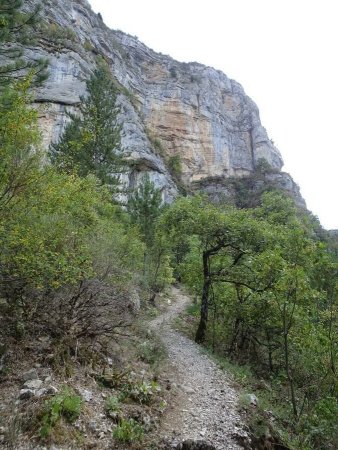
xmin=50 ymin=62 xmax=123 ymax=191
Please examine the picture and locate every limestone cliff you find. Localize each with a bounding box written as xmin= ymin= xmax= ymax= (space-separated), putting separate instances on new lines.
xmin=24 ymin=0 xmax=304 ymax=206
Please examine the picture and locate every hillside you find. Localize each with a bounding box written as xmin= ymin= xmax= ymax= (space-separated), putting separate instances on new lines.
xmin=0 ymin=2 xmax=336 ymax=450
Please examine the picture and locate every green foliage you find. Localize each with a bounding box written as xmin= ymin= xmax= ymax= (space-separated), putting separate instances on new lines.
xmin=0 ymin=77 xmax=41 ymax=213
xmin=83 ymin=38 xmax=94 ymax=52
xmin=138 ymin=339 xmax=167 ymax=366
xmin=255 ymin=157 xmax=273 ymax=174
xmin=38 ymin=21 xmax=78 ymax=48
xmin=40 ymin=388 xmax=82 ymax=438
xmin=0 ymin=0 xmax=49 ymax=86
xmin=128 ymin=380 xmax=161 ymax=404
xmin=162 ymin=192 xmax=337 ymax=449
xmin=299 ymin=396 xmax=338 ymax=449
xmin=168 ymin=154 xmax=182 ymax=178
xmin=255 ymin=190 xmax=298 ymax=225
xmin=105 ymin=396 xmax=121 ymax=414
xmin=113 ymin=418 xmax=144 ymax=443
xmin=186 ymin=303 xmax=199 ymax=316
xmin=128 ymin=174 xmax=162 ymax=247
xmin=145 ymin=129 xmax=164 ymax=156
xmin=0 ymin=74 xmax=143 ymax=348
xmin=96 ymin=369 xmax=161 ymax=407
xmin=141 ymin=240 xmax=174 ymax=296
xmin=153 ymin=137 xmax=164 ymax=154
xmin=127 ymin=175 xmax=173 ymax=298
xmin=50 ymin=61 xmax=123 ymax=191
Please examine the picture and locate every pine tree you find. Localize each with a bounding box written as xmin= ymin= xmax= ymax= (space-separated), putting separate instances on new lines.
xmin=127 ymin=174 xmax=162 ymax=247
xmin=0 ymin=0 xmax=49 ymax=86
xmin=128 ymin=175 xmax=170 ymax=303
xmin=50 ymin=62 xmax=123 ymax=190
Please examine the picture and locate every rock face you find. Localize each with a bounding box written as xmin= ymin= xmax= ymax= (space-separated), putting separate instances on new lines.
xmin=24 ymin=0 xmax=304 ymax=205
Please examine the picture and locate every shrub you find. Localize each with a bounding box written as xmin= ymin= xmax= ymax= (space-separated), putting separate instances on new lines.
xmin=40 ymin=388 xmax=82 ymax=438
xmin=113 ymin=418 xmax=144 ymax=443
xmin=138 ymin=339 xmax=167 ymax=366
xmin=168 ymin=155 xmax=182 ymax=178
xmin=83 ymin=39 xmax=94 ymax=52
xmin=127 ymin=380 xmax=161 ymax=405
xmin=105 ymin=396 xmax=121 ymax=414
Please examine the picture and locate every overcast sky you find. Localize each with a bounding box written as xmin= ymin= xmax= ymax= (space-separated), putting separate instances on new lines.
xmin=89 ymin=0 xmax=337 ymax=229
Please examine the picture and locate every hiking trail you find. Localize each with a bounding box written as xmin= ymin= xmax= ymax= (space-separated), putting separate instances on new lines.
xmin=151 ymin=286 xmax=248 ymax=449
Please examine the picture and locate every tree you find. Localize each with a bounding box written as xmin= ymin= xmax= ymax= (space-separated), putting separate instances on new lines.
xmin=160 ymin=196 xmax=269 ymax=343
xmin=0 ymin=0 xmax=48 ymax=86
xmin=50 ymin=62 xmax=123 ymax=191
xmin=0 ymin=76 xmax=41 ymax=214
xmin=161 ymin=193 xmax=337 ymax=447
xmin=127 ymin=174 xmax=162 ymax=247
xmin=127 ymin=175 xmax=171 ymax=301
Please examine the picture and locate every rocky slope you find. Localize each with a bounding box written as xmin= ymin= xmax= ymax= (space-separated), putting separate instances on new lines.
xmin=25 ymin=0 xmax=304 ymax=205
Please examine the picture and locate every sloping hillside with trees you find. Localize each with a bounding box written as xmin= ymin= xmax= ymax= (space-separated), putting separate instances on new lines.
xmin=0 ymin=2 xmax=336 ymax=450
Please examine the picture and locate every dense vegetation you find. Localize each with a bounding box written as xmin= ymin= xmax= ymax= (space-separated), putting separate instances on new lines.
xmin=0 ymin=2 xmax=336 ymax=449
xmin=0 ymin=2 xmax=146 ymax=373
xmin=160 ymin=194 xmax=337 ymax=449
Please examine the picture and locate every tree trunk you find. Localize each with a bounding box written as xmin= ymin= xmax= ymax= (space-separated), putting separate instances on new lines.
xmin=195 ymin=251 xmax=211 ymax=343
xmin=283 ymin=307 xmax=298 ymax=418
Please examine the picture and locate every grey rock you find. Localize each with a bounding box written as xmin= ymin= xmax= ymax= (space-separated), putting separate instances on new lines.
xmin=23 ymin=379 xmax=43 ymax=390
xmin=176 ymin=440 xmax=216 ymax=450
xmin=106 ymin=357 xmax=113 ymax=366
xmin=19 ymin=389 xmax=35 ymax=400
xmin=266 ymin=172 xmax=306 ymax=207
xmin=129 ymin=289 xmax=141 ymax=312
xmin=22 ymin=0 xmax=304 ymax=206
xmin=45 ymin=386 xmax=58 ymax=395
xmin=183 ymin=386 xmax=195 ymax=395
xmin=244 ymin=393 xmax=258 ymax=406
xmin=22 ymin=368 xmax=38 ymax=381
xmin=35 ymin=388 xmax=48 ymax=398
xmin=88 ymin=420 xmax=99 ymax=432
xmin=79 ymin=388 xmax=93 ymax=402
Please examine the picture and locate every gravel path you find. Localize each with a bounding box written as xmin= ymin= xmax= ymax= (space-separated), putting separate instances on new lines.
xmin=151 ymin=287 xmax=248 ymax=449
